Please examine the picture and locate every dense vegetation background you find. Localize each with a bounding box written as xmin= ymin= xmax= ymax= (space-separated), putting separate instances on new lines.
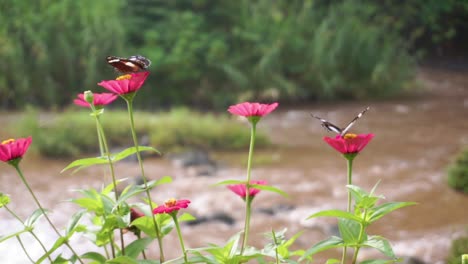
xmin=1 ymin=0 xmax=467 ymax=110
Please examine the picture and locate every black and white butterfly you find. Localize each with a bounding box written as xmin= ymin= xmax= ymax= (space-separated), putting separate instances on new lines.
xmin=311 ymin=106 xmax=370 ymax=136
xmin=106 ymin=55 xmax=151 ymax=73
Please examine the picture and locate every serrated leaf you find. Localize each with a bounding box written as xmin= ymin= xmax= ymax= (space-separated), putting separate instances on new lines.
xmin=307 ymin=210 xmax=362 ymax=222
xmin=301 ymin=236 xmax=343 ymax=259
xmin=362 ymin=236 xmax=395 ymax=258
xmin=123 ymin=237 xmax=153 ymax=258
xmin=338 ymin=218 xmax=364 ymax=244
xmin=368 ymin=202 xmax=417 ymax=223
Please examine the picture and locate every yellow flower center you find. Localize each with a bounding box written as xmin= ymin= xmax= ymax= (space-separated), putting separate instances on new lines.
xmin=1 ymin=139 xmax=15 ymax=145
xmin=116 ymin=74 xmax=132 ymax=81
xmin=343 ymin=133 xmax=357 ymax=139
xmin=164 ymin=198 xmax=177 ymax=207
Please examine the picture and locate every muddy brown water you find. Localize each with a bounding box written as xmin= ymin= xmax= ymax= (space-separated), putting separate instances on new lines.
xmin=0 ymin=67 xmax=467 ymax=263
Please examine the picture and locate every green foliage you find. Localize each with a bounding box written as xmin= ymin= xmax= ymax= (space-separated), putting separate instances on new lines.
xmin=303 ymin=184 xmax=416 ymax=261
xmin=10 ymin=108 xmax=270 ymax=158
xmin=0 ymin=0 xmax=125 ymax=109
xmin=124 ymin=0 xmax=417 ymax=108
xmin=447 ymin=236 xmax=468 ymax=264
xmin=448 ymin=148 xmax=468 ymax=193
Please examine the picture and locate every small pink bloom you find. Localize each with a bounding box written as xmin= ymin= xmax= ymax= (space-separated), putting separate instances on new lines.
xmin=73 ymin=92 xmax=118 ymax=108
xmin=228 ymin=180 xmax=267 ymax=199
xmin=0 ymin=137 xmax=32 ymax=162
xmin=228 ymin=102 xmax=278 ymax=118
xmin=153 ymin=198 xmax=191 ymax=214
xmin=323 ymin=133 xmax=374 ymax=154
xmin=98 ymin=71 xmax=149 ymax=95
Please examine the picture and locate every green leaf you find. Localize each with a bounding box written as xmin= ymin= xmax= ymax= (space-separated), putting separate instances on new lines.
xmin=123 ymin=237 xmax=153 ymax=258
xmin=62 ymin=146 xmax=160 ymax=173
xmin=66 ymin=210 xmax=85 ymax=235
xmin=178 ymin=212 xmax=196 ymax=222
xmin=0 ymin=230 xmax=29 ymax=243
xmin=61 ymin=156 xmax=109 ymax=173
xmin=307 ymin=210 xmax=362 ymax=222
xmin=113 ymin=146 xmax=160 ymax=162
xmin=24 ymin=209 xmax=47 ymax=227
xmin=36 ymin=236 xmax=68 ymax=263
xmin=325 ymin=259 xmax=341 ymax=264
xmin=338 ymin=218 xmax=364 ymax=244
xmin=360 ymin=259 xmax=397 ymax=264
xmin=106 ymin=256 xmax=139 ymax=264
xmin=362 ymin=236 xmax=396 ymax=258
xmin=301 ymin=236 xmax=343 ymax=259
xmin=368 ymin=202 xmax=417 ymax=223
xmin=131 ymin=216 xmax=157 ymax=238
xmin=252 ymin=184 xmax=289 ymax=198
xmin=213 ymin=180 xmax=246 ymax=186
xmin=0 ymin=193 xmax=10 ymax=207
xmin=81 ymin=252 xmax=107 ymax=263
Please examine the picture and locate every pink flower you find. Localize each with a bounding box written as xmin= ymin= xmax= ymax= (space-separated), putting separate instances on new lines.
xmin=98 ymin=71 xmax=149 ymax=95
xmin=324 ymin=133 xmax=374 ymax=154
xmin=73 ymin=92 xmax=118 ymax=108
xmin=228 ymin=180 xmax=267 ymax=200
xmin=0 ymin=137 xmax=32 ymax=162
xmin=153 ymin=198 xmax=191 ymax=214
xmin=228 ymin=102 xmax=278 ymax=118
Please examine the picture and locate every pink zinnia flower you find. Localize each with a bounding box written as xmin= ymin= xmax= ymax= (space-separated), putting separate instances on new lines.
xmin=228 ymin=180 xmax=267 ymax=200
xmin=228 ymin=102 xmax=278 ymax=118
xmin=73 ymin=92 xmax=118 ymax=108
xmin=324 ymin=133 xmax=374 ymax=154
xmin=98 ymin=71 xmax=149 ymax=95
xmin=153 ymin=198 xmax=191 ymax=214
xmin=0 ymin=137 xmax=32 ymax=162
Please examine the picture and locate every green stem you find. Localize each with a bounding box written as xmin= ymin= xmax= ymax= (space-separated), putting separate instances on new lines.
xmin=171 ymin=214 xmax=188 ymax=263
xmin=16 ymin=236 xmax=34 ymax=263
xmin=5 ymin=205 xmax=52 ymax=262
xmin=241 ymin=123 xmax=257 ymax=254
xmin=125 ymin=99 xmax=165 ymax=262
xmin=341 ymin=155 xmax=355 ymax=264
xmin=13 ymin=165 xmax=84 ymax=264
xmin=92 ymin=107 xmax=125 ymax=256
xmin=351 ymin=215 xmax=367 ymax=264
xmin=272 ymin=230 xmax=280 ymax=264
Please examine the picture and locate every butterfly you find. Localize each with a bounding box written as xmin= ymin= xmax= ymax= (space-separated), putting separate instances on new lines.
xmin=106 ymin=55 xmax=151 ymax=73
xmin=311 ymin=106 xmax=370 ymax=136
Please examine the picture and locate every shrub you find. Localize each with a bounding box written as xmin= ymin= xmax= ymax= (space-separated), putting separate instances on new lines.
xmin=447 ymin=148 xmax=468 ymax=193
xmin=446 ymin=236 xmax=468 ymax=264
xmin=10 ymin=108 xmax=270 ymax=158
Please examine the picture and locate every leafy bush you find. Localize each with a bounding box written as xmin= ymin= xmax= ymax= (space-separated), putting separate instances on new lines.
xmin=0 ymin=0 xmax=124 ymax=109
xmin=10 ymin=108 xmax=270 ymax=158
xmin=126 ymin=0 xmax=416 ymax=108
xmin=447 ymin=148 xmax=468 ymax=193
xmin=446 ymin=236 xmax=468 ymax=264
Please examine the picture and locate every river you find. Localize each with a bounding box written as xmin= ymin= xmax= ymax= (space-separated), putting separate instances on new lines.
xmin=0 ymin=67 xmax=467 ymax=263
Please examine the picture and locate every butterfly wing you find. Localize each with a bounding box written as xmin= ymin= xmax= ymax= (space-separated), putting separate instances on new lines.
xmin=311 ymin=114 xmax=343 ymax=134
xmin=340 ymin=106 xmax=370 ymax=136
xmin=106 ymin=55 xmax=151 ymax=73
